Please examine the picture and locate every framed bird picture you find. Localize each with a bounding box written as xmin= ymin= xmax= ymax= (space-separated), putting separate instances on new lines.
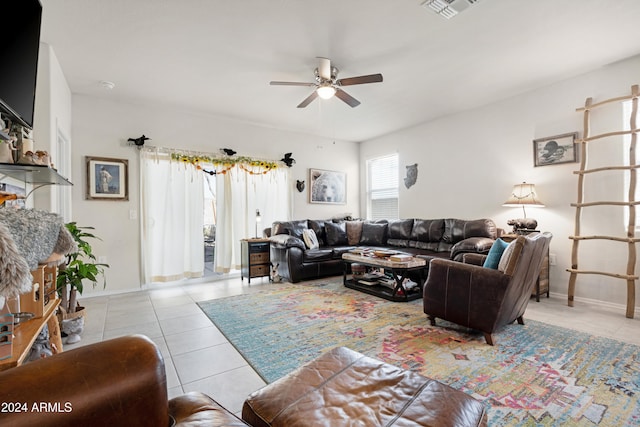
xmin=86 ymin=156 xmax=129 ymax=200
xmin=533 ymin=132 xmax=579 ymax=167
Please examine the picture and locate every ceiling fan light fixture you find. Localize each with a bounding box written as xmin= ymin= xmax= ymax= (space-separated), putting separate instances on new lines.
xmin=316 ymin=84 xmax=336 ymax=99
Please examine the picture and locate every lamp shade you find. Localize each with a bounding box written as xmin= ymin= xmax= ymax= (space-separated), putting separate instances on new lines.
xmin=503 ymin=182 xmax=544 ymax=207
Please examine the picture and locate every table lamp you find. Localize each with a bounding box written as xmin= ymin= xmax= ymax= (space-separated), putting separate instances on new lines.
xmin=255 ymin=209 xmax=262 ymax=238
xmin=502 ymin=182 xmax=544 ymax=233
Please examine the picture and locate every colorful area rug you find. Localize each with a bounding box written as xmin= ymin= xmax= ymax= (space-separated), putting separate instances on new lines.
xmin=198 ymin=280 xmax=640 ymax=426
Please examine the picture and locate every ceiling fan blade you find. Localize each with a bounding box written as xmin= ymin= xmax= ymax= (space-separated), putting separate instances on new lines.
xmin=334 ymin=88 xmax=361 ymax=108
xmin=317 ymin=57 xmax=332 ymax=80
xmin=297 ymin=91 xmax=318 ymax=108
xmin=270 ymin=81 xmax=316 ymax=87
xmin=337 ymin=73 xmax=383 ymax=86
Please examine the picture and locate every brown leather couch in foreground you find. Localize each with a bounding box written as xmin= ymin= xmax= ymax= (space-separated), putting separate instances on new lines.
xmin=0 ymin=335 xmax=244 ymax=427
xmin=0 ymin=335 xmax=487 ymax=426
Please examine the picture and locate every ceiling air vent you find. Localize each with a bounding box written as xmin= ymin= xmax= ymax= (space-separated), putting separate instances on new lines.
xmin=421 ymin=0 xmax=480 ymax=19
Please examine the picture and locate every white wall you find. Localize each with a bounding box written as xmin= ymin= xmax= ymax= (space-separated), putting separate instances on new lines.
xmin=70 ymin=95 xmax=360 ymax=294
xmin=361 ymin=55 xmax=640 ymax=310
xmin=32 ymin=43 xmax=72 ymax=214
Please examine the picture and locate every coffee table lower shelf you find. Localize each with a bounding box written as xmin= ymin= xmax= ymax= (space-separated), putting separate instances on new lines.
xmin=344 ymin=279 xmax=422 ymax=302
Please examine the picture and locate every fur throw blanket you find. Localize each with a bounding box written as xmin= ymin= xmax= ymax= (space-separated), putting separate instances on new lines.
xmin=0 ymin=208 xmax=77 ymax=298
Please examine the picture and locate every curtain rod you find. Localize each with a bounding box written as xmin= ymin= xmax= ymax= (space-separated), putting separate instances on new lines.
xmin=139 ymin=145 xmax=282 ymax=164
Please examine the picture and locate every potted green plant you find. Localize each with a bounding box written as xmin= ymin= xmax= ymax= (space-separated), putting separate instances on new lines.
xmin=56 ymin=222 xmax=108 ymax=343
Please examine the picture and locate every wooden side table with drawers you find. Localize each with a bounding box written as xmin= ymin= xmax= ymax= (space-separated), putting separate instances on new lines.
xmin=241 ymin=238 xmax=271 ymax=283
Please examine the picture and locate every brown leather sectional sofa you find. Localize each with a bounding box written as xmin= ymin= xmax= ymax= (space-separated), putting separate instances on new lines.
xmin=268 ymin=218 xmax=498 ymax=283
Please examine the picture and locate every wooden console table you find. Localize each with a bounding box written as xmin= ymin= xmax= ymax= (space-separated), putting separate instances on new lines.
xmin=0 ymin=299 xmax=62 ymax=371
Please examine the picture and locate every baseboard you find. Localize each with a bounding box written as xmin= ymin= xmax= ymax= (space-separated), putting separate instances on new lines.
xmin=547 ymin=291 xmax=640 ymax=313
xmin=81 ymin=272 xmax=241 ymax=298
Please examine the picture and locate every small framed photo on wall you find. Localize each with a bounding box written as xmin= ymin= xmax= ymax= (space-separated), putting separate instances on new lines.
xmin=86 ymin=156 xmax=128 ymax=200
xmin=309 ymin=168 xmax=346 ymax=204
xmin=533 ymin=132 xmax=579 ymax=167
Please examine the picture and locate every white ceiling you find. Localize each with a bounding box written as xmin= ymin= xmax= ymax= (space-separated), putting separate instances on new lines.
xmin=39 ymin=0 xmax=640 ymax=142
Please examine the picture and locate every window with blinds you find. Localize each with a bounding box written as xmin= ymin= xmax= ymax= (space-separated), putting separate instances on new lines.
xmin=367 ymin=154 xmax=399 ymax=220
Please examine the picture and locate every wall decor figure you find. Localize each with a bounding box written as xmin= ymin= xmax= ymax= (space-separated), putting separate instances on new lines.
xmin=404 ymin=163 xmax=418 ymax=189
xmin=296 ymin=180 xmax=305 ymax=192
xmin=309 ymin=169 xmax=346 ymax=204
xmin=281 ymin=153 xmax=296 ymax=167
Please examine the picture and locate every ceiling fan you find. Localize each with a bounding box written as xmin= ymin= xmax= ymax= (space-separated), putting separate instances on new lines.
xmin=270 ymin=57 xmax=383 ymax=108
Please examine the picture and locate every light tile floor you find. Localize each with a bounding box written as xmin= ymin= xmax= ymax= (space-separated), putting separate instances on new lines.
xmin=67 ymin=275 xmax=640 ymax=415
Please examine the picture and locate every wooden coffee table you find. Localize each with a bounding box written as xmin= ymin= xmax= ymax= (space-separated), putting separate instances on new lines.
xmin=342 ymin=252 xmax=427 ymax=302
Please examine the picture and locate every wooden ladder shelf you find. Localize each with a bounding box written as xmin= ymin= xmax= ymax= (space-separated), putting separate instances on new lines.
xmin=568 ymin=84 xmax=639 ymax=319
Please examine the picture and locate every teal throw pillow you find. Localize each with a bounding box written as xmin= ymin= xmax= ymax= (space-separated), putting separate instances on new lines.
xmin=482 ymin=238 xmax=509 ymax=269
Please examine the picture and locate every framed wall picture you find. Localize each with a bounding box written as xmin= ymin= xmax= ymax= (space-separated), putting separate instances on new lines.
xmin=533 ymin=132 xmax=579 ymax=166
xmin=86 ymin=156 xmax=128 ymax=200
xmin=309 ymin=168 xmax=346 ymax=204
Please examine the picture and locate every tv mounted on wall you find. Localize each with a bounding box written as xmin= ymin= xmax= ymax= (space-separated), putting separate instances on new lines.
xmin=0 ymin=0 xmax=43 ymax=130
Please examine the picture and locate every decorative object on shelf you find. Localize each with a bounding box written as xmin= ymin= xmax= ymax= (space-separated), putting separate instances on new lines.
xmin=127 ymin=134 xmax=150 ymax=148
xmin=309 ymin=168 xmax=346 ymax=204
xmin=503 ymin=182 xmax=544 ymax=233
xmin=56 ymin=222 xmax=109 ymax=344
xmin=296 ymin=180 xmax=305 ymax=192
xmin=281 ymin=152 xmax=295 ymax=167
xmin=533 ymin=132 xmax=579 ymax=166
xmin=404 ymin=163 xmax=418 ymax=189
xmin=0 ymin=140 xmax=15 ymax=163
xmin=86 ymin=156 xmax=129 ymax=201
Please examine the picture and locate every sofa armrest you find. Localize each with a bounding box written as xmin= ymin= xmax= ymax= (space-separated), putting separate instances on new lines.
xmin=450 ymin=237 xmax=495 ymax=261
xmin=0 ymin=335 xmax=170 ymax=427
xmin=463 ymin=253 xmax=487 ymax=266
xmin=269 ymin=234 xmax=306 ymax=250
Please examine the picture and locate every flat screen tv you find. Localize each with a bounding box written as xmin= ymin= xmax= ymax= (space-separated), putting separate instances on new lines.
xmin=0 ymin=0 xmax=42 ymax=130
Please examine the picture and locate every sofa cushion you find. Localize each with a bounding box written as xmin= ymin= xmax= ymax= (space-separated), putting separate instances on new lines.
xmin=345 ymin=221 xmax=363 ymax=245
xmin=331 ymin=246 xmax=355 ymax=259
xmin=272 ymin=220 xmax=309 ymax=239
xmin=443 ymin=218 xmax=497 ymax=244
xmin=388 ymin=219 xmax=414 ymax=240
xmin=302 ymin=229 xmax=319 ymax=250
xmin=308 ymin=220 xmax=328 ymax=246
xmin=498 ymin=238 xmax=523 ymax=275
xmin=325 ymin=222 xmax=348 ymax=246
xmin=303 ymin=248 xmax=334 ymax=262
xmin=482 ymin=238 xmax=509 ymax=269
xmin=359 ymin=222 xmax=388 ymax=246
xmin=386 ymin=219 xmax=413 ymax=247
xmin=410 ymin=219 xmax=445 ymax=242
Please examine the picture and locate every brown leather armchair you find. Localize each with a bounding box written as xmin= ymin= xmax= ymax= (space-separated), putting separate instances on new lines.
xmin=0 ymin=334 xmax=248 ymax=427
xmin=423 ymin=232 xmax=552 ymax=345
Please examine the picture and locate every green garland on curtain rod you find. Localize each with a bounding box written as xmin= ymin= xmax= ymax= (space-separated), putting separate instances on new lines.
xmin=170 ymin=152 xmax=282 ymax=175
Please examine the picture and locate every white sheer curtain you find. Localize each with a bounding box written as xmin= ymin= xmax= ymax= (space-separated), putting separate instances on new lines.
xmin=141 ymin=151 xmax=204 ymax=283
xmin=215 ymin=166 xmax=290 ymax=273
